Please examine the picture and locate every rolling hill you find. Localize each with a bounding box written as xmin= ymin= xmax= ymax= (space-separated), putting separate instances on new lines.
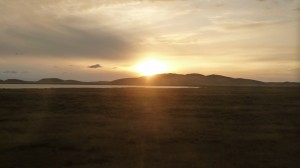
xmin=110 ymin=73 xmax=265 ymax=86
xmin=0 ymin=74 xmax=299 ymax=87
xmin=1 ymin=79 xmax=29 ymax=84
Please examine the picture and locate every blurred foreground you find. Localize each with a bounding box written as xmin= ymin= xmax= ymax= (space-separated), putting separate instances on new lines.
xmin=0 ymin=87 xmax=299 ymax=168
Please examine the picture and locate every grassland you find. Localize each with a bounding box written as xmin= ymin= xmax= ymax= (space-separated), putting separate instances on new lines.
xmin=0 ymin=87 xmax=299 ymax=168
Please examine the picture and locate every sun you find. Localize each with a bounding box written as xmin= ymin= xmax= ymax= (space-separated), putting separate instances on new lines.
xmin=135 ymin=59 xmax=168 ymax=76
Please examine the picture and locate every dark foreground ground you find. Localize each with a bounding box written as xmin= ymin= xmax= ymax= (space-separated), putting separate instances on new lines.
xmin=0 ymin=87 xmax=299 ymax=168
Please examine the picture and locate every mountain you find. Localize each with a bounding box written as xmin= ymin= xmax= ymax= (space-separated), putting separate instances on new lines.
xmin=37 ymin=78 xmax=65 ymax=84
xmin=266 ymin=82 xmax=300 ymax=87
xmin=36 ymin=78 xmax=87 ymax=84
xmin=85 ymin=81 xmax=110 ymax=85
xmin=36 ymin=78 xmax=109 ymax=85
xmin=1 ymin=74 xmax=299 ymax=87
xmin=110 ymin=73 xmax=265 ymax=86
xmin=3 ymin=79 xmax=29 ymax=84
xmin=0 ymin=77 xmax=108 ymax=85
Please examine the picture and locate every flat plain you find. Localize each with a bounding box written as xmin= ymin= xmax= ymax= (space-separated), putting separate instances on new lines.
xmin=0 ymin=87 xmax=299 ymax=168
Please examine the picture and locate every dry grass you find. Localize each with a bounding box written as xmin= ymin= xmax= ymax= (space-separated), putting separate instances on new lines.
xmin=0 ymin=87 xmax=300 ymax=168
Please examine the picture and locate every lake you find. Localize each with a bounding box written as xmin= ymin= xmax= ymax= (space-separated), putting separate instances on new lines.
xmin=0 ymin=84 xmax=198 ymax=89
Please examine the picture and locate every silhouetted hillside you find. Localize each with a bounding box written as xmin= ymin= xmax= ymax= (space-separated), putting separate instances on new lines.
xmin=36 ymin=78 xmax=108 ymax=85
xmin=1 ymin=74 xmax=299 ymax=87
xmin=64 ymin=80 xmax=82 ymax=84
xmin=3 ymin=79 xmax=29 ymax=84
xmin=37 ymin=78 xmax=65 ymax=84
xmin=110 ymin=73 xmax=265 ymax=86
xmin=266 ymin=82 xmax=300 ymax=87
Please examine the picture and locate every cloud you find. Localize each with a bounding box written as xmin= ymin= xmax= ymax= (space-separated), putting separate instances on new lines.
xmin=210 ymin=13 xmax=292 ymax=31
xmin=88 ymin=64 xmax=102 ymax=68
xmin=288 ymin=68 xmax=300 ymax=72
xmin=294 ymin=7 xmax=300 ymax=12
xmin=0 ymin=0 xmax=140 ymax=61
xmin=0 ymin=20 xmax=137 ymax=60
xmin=3 ymin=70 xmax=17 ymax=74
xmin=219 ymin=21 xmax=273 ymax=30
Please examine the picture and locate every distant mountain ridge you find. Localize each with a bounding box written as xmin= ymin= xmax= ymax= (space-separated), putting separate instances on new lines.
xmin=37 ymin=78 xmax=84 ymax=84
xmin=1 ymin=73 xmax=299 ymax=87
xmin=1 ymin=79 xmax=29 ymax=84
xmin=0 ymin=78 xmax=108 ymax=85
xmin=110 ymin=73 xmax=265 ymax=86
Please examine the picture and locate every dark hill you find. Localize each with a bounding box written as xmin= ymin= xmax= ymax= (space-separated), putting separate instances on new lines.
xmin=266 ymin=82 xmax=300 ymax=87
xmin=110 ymin=73 xmax=265 ymax=86
xmin=63 ymin=80 xmax=83 ymax=84
xmin=36 ymin=78 xmax=109 ymax=85
xmin=3 ymin=79 xmax=28 ymax=84
xmin=1 ymin=74 xmax=299 ymax=87
xmin=37 ymin=78 xmax=65 ymax=84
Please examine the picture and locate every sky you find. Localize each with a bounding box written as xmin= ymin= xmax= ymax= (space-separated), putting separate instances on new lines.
xmin=0 ymin=0 xmax=299 ymax=82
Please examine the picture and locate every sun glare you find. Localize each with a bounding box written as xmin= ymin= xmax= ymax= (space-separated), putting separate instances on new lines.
xmin=135 ymin=59 xmax=168 ymax=76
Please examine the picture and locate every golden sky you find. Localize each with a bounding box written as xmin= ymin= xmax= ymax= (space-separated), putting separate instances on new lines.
xmin=0 ymin=0 xmax=299 ymax=81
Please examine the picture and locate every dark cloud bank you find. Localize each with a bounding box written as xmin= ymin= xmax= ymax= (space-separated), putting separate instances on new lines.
xmin=0 ymin=19 xmax=136 ymax=60
xmin=88 ymin=64 xmax=102 ymax=68
xmin=3 ymin=70 xmax=17 ymax=74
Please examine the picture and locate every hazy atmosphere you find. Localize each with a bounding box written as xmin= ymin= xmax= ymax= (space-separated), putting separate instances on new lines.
xmin=1 ymin=1 xmax=300 ymax=167
xmin=0 ymin=0 xmax=299 ymax=81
